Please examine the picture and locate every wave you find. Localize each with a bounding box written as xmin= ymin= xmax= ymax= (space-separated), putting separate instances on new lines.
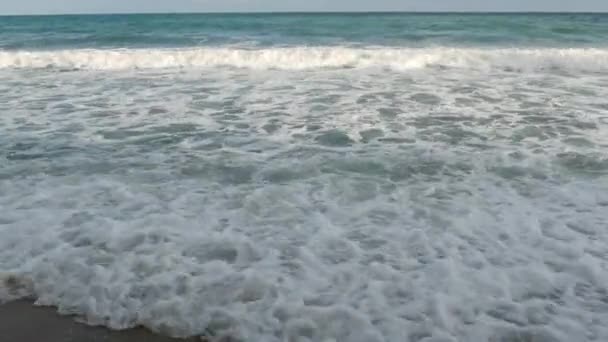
xmin=2 ymin=47 xmax=608 ymax=71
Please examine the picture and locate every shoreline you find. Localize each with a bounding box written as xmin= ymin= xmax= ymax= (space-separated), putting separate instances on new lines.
xmin=0 ymin=300 xmax=200 ymax=342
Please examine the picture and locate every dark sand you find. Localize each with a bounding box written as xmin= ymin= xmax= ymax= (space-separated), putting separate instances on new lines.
xmin=0 ymin=300 xmax=200 ymax=342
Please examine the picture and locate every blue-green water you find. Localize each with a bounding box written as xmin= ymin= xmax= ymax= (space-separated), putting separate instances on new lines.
xmin=1 ymin=13 xmax=608 ymax=342
xmin=2 ymin=13 xmax=608 ymax=49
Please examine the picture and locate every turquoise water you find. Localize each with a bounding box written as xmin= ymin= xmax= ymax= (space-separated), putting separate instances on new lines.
xmin=2 ymin=13 xmax=608 ymax=49
xmin=1 ymin=13 xmax=608 ymax=342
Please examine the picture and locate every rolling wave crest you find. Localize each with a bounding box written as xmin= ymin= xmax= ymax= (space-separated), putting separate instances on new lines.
xmin=1 ymin=47 xmax=608 ymax=71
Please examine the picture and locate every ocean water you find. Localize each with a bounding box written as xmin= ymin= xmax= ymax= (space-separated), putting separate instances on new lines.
xmin=1 ymin=13 xmax=608 ymax=342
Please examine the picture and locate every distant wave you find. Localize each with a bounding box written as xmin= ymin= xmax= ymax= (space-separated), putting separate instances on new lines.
xmin=2 ymin=47 xmax=608 ymax=71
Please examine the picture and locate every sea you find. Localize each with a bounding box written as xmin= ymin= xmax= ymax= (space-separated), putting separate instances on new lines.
xmin=1 ymin=13 xmax=608 ymax=342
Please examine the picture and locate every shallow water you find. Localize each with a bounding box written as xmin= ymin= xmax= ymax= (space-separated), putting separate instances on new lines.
xmin=1 ymin=13 xmax=608 ymax=342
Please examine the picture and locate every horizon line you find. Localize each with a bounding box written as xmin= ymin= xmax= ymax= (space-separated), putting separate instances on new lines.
xmin=1 ymin=10 xmax=608 ymax=17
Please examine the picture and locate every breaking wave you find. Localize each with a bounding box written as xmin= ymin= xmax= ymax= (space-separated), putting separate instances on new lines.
xmin=2 ymin=47 xmax=608 ymax=71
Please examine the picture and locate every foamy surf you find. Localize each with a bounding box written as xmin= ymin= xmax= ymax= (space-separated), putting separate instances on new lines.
xmin=3 ymin=12 xmax=608 ymax=342
xmin=2 ymin=47 xmax=608 ymax=71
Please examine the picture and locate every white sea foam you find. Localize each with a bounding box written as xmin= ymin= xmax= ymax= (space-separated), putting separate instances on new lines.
xmin=1 ymin=60 xmax=608 ymax=342
xmin=2 ymin=47 xmax=608 ymax=71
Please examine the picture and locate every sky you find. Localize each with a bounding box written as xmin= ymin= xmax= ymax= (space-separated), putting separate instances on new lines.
xmin=1 ymin=0 xmax=608 ymax=15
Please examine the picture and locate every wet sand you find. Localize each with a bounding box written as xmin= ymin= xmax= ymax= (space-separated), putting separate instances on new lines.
xmin=0 ymin=300 xmax=200 ymax=342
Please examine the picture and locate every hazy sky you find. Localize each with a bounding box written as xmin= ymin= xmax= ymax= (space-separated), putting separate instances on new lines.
xmin=1 ymin=0 xmax=608 ymax=15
